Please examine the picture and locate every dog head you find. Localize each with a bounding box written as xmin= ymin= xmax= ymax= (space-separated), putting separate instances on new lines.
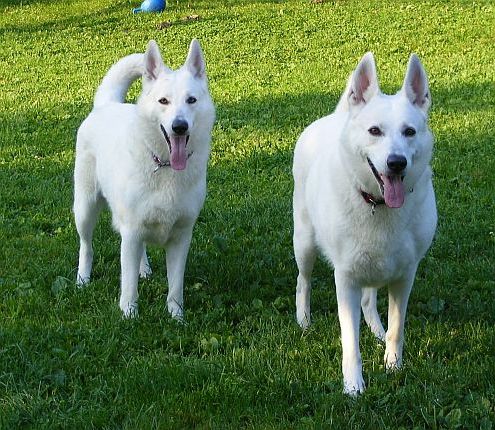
xmin=137 ymin=39 xmax=215 ymax=171
xmin=340 ymin=53 xmax=433 ymax=208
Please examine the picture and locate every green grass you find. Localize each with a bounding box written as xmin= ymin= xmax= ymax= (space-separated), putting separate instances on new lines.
xmin=1 ymin=0 xmax=494 ymax=428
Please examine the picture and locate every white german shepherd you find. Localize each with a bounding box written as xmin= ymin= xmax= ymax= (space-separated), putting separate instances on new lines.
xmin=74 ymin=39 xmax=215 ymax=319
xmin=293 ymin=53 xmax=437 ymax=395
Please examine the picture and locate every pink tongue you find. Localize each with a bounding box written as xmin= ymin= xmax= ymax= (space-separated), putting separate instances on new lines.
xmin=169 ymin=136 xmax=187 ymax=171
xmin=381 ymin=175 xmax=405 ymax=208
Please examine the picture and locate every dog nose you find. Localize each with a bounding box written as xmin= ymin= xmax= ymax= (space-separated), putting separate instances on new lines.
xmin=172 ymin=118 xmax=188 ymax=135
xmin=387 ymin=154 xmax=407 ymax=172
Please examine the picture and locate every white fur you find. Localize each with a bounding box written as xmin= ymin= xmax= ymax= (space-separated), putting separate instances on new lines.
xmin=293 ymin=53 xmax=437 ymax=395
xmin=74 ymin=39 xmax=215 ymax=319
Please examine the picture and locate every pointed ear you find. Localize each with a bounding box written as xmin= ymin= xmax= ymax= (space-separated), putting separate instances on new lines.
xmin=143 ymin=40 xmax=167 ymax=80
xmin=348 ymin=52 xmax=380 ymax=107
xmin=402 ymin=53 xmax=431 ymax=112
xmin=185 ymin=39 xmax=206 ymax=78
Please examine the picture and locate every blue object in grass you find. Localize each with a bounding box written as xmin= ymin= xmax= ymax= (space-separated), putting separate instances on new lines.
xmin=133 ymin=0 xmax=165 ymax=13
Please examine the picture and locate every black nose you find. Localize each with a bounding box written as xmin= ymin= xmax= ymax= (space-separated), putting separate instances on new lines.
xmin=172 ymin=118 xmax=188 ymax=135
xmin=387 ymin=154 xmax=407 ymax=172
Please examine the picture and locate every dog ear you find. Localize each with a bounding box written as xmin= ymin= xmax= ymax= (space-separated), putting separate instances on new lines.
xmin=185 ymin=39 xmax=206 ymax=79
xmin=402 ymin=54 xmax=431 ymax=112
xmin=144 ymin=40 xmax=169 ymax=80
xmin=348 ymin=52 xmax=379 ymax=107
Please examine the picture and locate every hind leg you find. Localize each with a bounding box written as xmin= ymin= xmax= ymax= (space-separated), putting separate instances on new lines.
xmin=361 ymin=287 xmax=386 ymax=342
xmin=74 ymin=151 xmax=103 ymax=286
xmin=139 ymin=246 xmax=152 ymax=279
xmin=293 ymin=194 xmax=316 ymax=329
xmin=75 ymin=202 xmax=101 ymax=286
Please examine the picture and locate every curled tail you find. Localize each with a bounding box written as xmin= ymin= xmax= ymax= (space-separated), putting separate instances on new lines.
xmin=334 ymin=73 xmax=352 ymax=113
xmin=93 ymin=53 xmax=144 ymax=109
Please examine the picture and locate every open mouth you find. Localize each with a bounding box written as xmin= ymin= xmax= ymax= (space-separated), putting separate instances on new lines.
xmin=367 ymin=157 xmax=385 ymax=195
xmin=160 ymin=124 xmax=191 ymax=171
xmin=366 ymin=157 xmax=405 ymax=208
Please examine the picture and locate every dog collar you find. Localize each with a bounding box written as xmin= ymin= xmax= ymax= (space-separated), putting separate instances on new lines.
xmin=151 ymin=152 xmax=194 ymax=173
xmin=360 ymin=190 xmax=385 ymax=215
xmin=361 ymin=188 xmax=414 ymax=214
xmin=152 ymin=153 xmax=171 ymax=172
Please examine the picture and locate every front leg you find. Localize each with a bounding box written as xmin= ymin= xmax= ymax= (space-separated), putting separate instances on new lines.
xmin=385 ymin=270 xmax=415 ymax=370
xmin=165 ymin=223 xmax=194 ymax=320
xmin=335 ymin=269 xmax=365 ymax=396
xmin=119 ymin=230 xmax=144 ymax=317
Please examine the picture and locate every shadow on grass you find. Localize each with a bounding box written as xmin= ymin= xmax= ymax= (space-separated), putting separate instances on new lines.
xmin=216 ymin=91 xmax=338 ymax=131
xmin=432 ymin=81 xmax=495 ymax=112
xmin=213 ymin=81 xmax=495 ymax=134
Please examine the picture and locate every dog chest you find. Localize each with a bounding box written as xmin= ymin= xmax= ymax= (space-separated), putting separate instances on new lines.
xmin=146 ymin=188 xmax=203 ymax=242
xmin=109 ymin=176 xmax=205 ymax=245
xmin=140 ymin=202 xmax=183 ymax=243
xmin=343 ymin=245 xmax=413 ymax=286
xmin=317 ymin=218 xmax=419 ymax=286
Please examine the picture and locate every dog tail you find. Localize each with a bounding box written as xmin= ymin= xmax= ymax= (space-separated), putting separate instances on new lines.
xmin=93 ymin=53 xmax=144 ymax=109
xmin=334 ymin=73 xmax=352 ymax=113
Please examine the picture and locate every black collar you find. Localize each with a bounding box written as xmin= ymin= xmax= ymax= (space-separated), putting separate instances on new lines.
xmin=360 ymin=190 xmax=385 ymax=214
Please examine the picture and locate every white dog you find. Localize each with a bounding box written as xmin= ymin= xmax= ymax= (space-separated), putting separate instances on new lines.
xmin=292 ymin=53 xmax=437 ymax=395
xmin=74 ymin=39 xmax=215 ymax=319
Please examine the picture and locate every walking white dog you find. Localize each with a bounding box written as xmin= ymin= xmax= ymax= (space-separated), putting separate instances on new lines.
xmin=74 ymin=39 xmax=215 ymax=319
xmin=293 ymin=53 xmax=437 ymax=395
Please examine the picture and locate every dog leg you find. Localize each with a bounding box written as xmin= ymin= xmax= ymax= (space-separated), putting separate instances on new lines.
xmin=335 ymin=270 xmax=365 ymax=395
xmin=384 ymin=273 xmax=415 ymax=370
xmin=119 ymin=230 xmax=143 ymax=317
xmin=74 ymin=153 xmax=102 ymax=286
xmin=361 ymin=287 xmax=386 ymax=342
xmin=75 ymin=205 xmax=98 ymax=286
xmin=165 ymin=225 xmax=194 ymax=321
xmin=139 ymin=246 xmax=152 ymax=279
xmin=293 ymin=205 xmax=316 ymax=329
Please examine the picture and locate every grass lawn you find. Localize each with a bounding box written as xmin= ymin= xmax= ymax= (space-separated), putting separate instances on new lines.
xmin=1 ymin=0 xmax=494 ymax=428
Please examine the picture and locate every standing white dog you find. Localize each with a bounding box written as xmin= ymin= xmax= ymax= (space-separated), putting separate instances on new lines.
xmin=74 ymin=39 xmax=215 ymax=319
xmin=292 ymin=53 xmax=437 ymax=395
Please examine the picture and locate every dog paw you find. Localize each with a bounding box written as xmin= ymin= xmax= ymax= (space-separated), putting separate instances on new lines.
xmin=170 ymin=312 xmax=184 ymax=325
xmin=168 ymin=303 xmax=184 ymax=322
xmin=342 ymin=363 xmax=366 ymax=396
xmin=120 ymin=302 xmax=138 ymax=318
xmin=384 ymin=350 xmax=402 ymax=371
xmin=296 ymin=302 xmax=311 ymax=329
xmin=343 ymin=377 xmax=366 ymax=397
xmin=363 ymin=316 xmax=386 ymax=343
xmin=296 ymin=313 xmax=311 ymax=330
xmin=76 ymin=274 xmax=90 ymax=288
xmin=139 ymin=264 xmax=152 ymax=279
xmin=171 ymin=312 xmax=184 ymax=324
xmin=373 ymin=327 xmax=386 ymax=343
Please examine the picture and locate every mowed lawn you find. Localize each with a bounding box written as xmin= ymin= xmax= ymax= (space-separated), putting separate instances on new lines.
xmin=1 ymin=0 xmax=494 ymax=428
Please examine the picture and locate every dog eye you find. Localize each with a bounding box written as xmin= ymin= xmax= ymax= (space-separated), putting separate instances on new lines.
xmin=368 ymin=126 xmax=382 ymax=136
xmin=186 ymin=96 xmax=197 ymax=104
xmin=158 ymin=98 xmax=169 ymax=105
xmin=404 ymin=127 xmax=416 ymax=137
